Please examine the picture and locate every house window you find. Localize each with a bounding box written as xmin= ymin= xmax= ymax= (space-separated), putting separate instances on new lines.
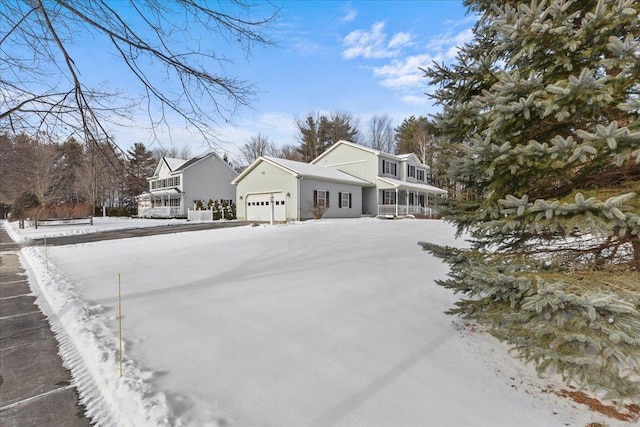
xmin=338 ymin=192 xmax=352 ymax=209
xmin=175 ymin=176 xmax=180 ymax=186
xmin=417 ymin=169 xmax=425 ymax=182
xmin=169 ymin=198 xmax=180 ymax=207
xmin=313 ymin=190 xmax=329 ymax=208
xmin=408 ymin=165 xmax=415 ymax=178
xmin=382 ymin=159 xmax=397 ymax=176
xmin=383 ymin=190 xmax=396 ymax=205
xmin=409 ymin=192 xmax=415 ymax=205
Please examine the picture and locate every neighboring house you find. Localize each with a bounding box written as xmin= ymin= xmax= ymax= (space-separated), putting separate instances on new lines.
xmin=232 ymin=156 xmax=372 ymax=221
xmin=311 ymin=140 xmax=447 ymax=216
xmin=137 ymin=152 xmax=237 ymax=218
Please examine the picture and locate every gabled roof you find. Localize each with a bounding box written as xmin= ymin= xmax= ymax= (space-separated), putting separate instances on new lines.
xmin=164 ymin=157 xmax=187 ymax=171
xmin=232 ymin=156 xmax=372 ymax=186
xmin=174 ymin=151 xmax=227 ymax=172
xmin=310 ymin=140 xmax=380 ymax=164
xmin=311 ymin=140 xmax=427 ymax=167
xmin=152 ymin=152 xmax=237 ymax=177
xmin=151 ymin=157 xmax=186 ymax=177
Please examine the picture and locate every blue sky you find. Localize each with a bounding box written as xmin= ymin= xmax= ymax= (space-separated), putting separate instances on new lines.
xmin=102 ymin=1 xmax=474 ymax=160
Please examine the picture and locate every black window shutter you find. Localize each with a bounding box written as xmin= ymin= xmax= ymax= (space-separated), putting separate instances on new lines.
xmin=338 ymin=192 xmax=342 ymax=208
xmin=313 ymin=190 xmax=317 ymax=207
xmin=326 ymin=191 xmax=329 ymax=208
xmin=349 ymin=193 xmax=352 ymax=208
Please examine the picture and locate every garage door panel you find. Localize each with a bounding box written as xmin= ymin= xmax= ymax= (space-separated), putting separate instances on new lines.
xmin=246 ymin=193 xmax=286 ymax=221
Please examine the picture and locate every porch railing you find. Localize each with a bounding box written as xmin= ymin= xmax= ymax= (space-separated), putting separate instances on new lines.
xmin=378 ymin=205 xmax=439 ymax=218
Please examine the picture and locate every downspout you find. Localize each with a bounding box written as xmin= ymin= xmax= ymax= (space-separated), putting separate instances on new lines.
xmin=297 ymin=177 xmax=301 ymax=221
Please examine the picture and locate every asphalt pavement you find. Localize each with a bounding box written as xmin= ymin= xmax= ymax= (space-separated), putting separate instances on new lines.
xmin=0 ymin=226 xmax=92 ymax=426
xmin=0 ymin=219 xmax=250 ymax=425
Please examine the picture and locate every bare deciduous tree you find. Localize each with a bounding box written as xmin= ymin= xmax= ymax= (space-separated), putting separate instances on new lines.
xmin=0 ymin=1 xmax=278 ymax=154
xmin=240 ymin=133 xmax=277 ymax=165
xmin=275 ymin=144 xmax=304 ymax=162
xmin=152 ymin=146 xmax=193 ymax=161
xmin=367 ymin=114 xmax=395 ymax=153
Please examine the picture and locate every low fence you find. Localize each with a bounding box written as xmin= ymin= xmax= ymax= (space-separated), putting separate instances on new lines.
xmin=29 ymin=216 xmax=93 ymax=229
xmin=187 ymin=209 xmax=213 ymax=222
xmin=138 ymin=207 xmax=181 ymax=218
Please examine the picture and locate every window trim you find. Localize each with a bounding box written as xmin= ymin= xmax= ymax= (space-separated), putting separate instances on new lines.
xmin=313 ymin=190 xmax=329 ymax=208
xmin=338 ymin=192 xmax=352 ymax=209
xmin=382 ymin=159 xmax=397 ymax=176
xmin=382 ymin=190 xmax=396 ymax=205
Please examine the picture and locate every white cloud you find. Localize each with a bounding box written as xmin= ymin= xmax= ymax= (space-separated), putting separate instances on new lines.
xmin=290 ymin=38 xmax=323 ymax=56
xmin=342 ymin=21 xmax=413 ymax=60
xmin=341 ymin=8 xmax=358 ymax=23
xmin=388 ymin=32 xmax=412 ymax=49
xmin=372 ymin=53 xmax=434 ymax=89
xmin=427 ymin=27 xmax=474 ymax=60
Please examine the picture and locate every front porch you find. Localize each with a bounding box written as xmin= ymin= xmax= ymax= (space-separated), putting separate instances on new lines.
xmin=136 ymin=189 xmax=185 ymax=218
xmin=377 ymin=177 xmax=447 ymax=218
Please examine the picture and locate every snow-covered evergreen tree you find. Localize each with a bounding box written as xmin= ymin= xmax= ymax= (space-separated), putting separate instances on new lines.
xmin=421 ymin=0 xmax=640 ymax=402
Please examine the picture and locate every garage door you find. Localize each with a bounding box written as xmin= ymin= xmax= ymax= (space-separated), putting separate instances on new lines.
xmin=246 ymin=192 xmax=286 ymax=222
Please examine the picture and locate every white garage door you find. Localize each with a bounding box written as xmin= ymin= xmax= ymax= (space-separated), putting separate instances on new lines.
xmin=246 ymin=192 xmax=286 ymax=222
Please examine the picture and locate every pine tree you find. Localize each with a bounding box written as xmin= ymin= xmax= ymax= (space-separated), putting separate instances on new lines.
xmin=296 ymin=111 xmax=359 ymax=162
xmin=126 ymin=142 xmax=156 ymax=199
xmin=421 ymin=0 xmax=640 ymax=402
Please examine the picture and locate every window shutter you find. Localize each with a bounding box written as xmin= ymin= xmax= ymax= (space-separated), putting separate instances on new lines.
xmin=313 ymin=190 xmax=317 ymax=208
xmin=349 ymin=193 xmax=352 ymax=208
xmin=338 ymin=192 xmax=342 ymax=208
xmin=326 ymin=191 xmax=329 ymax=208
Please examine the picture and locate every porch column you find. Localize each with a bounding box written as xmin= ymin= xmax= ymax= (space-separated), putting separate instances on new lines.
xmin=395 ymin=187 xmax=399 ymax=216
xmin=406 ymin=189 xmax=409 ymax=214
xmin=426 ymin=192 xmax=430 ymax=217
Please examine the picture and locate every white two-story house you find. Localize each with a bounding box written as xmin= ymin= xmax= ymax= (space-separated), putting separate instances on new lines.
xmin=232 ymin=140 xmax=446 ymax=221
xmin=311 ymin=140 xmax=447 ymax=216
xmin=137 ymin=152 xmax=237 ymax=218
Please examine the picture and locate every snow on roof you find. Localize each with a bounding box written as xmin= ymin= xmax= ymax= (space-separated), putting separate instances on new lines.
xmin=164 ymin=157 xmax=187 ymax=171
xmin=262 ymin=156 xmax=372 ymax=186
xmin=377 ymin=176 xmax=448 ymax=194
xmin=312 ymin=140 xmax=425 ymax=165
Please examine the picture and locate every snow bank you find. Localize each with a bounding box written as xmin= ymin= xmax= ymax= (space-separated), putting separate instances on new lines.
xmin=20 ymin=246 xmax=181 ymax=427
xmin=17 ymin=218 xmax=632 ymax=426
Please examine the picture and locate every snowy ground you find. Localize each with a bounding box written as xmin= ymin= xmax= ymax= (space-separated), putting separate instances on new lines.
xmin=7 ymin=218 xmax=634 ymax=427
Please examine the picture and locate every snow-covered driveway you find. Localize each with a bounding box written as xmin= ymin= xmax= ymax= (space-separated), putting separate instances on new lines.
xmin=18 ymin=218 xmax=626 ymax=426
